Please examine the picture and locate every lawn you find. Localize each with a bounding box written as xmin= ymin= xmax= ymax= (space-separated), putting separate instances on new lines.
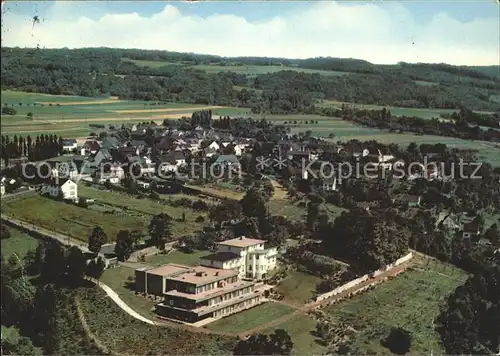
xmin=261 ymin=314 xmax=327 ymax=356
xmin=275 ymin=269 xmax=322 ymax=306
xmin=322 ymin=259 xmax=468 ymax=354
xmin=79 ymin=185 xmax=206 ymax=236
xmin=1 ymin=195 xmax=149 ymax=242
xmin=146 ymin=249 xmax=209 ymax=266
xmin=1 ymin=227 xmax=39 ymax=260
xmin=99 ymin=265 xmax=156 ymax=318
xmin=206 ymin=302 xmax=295 ymax=333
xmin=268 ymin=199 xmax=305 ymax=219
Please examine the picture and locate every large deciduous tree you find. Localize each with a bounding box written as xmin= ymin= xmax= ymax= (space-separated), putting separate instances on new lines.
xmin=208 ymin=200 xmax=242 ymax=228
xmin=114 ymin=230 xmax=135 ymax=261
xmin=323 ymin=209 xmax=410 ymax=272
xmin=148 ymin=213 xmax=173 ymax=250
xmin=233 ymin=329 xmax=293 ymax=355
xmin=436 ymin=261 xmax=500 ymax=355
xmin=88 ymin=226 xmax=108 ymax=254
xmin=240 ymin=187 xmax=267 ymax=218
xmin=381 ymin=327 xmax=413 ymax=355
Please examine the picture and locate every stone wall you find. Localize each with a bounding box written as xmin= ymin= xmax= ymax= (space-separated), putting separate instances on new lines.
xmin=314 ymin=252 xmax=413 ymax=302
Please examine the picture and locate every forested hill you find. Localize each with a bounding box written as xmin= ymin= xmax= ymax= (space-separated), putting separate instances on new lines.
xmin=1 ymin=47 xmax=499 ymax=113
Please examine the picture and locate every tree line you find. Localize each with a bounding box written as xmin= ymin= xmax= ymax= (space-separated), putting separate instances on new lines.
xmin=1 ymin=134 xmax=65 ymax=165
xmin=2 ymin=47 xmax=499 ymax=115
xmin=322 ymin=105 xmax=500 ymax=143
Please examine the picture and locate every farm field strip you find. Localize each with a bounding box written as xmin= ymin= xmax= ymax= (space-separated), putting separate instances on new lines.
xmin=111 ymin=105 xmax=224 ymax=113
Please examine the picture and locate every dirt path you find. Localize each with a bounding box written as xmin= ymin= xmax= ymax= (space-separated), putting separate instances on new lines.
xmin=75 ymin=296 xmax=116 ymax=355
xmin=270 ymin=179 xmax=288 ymax=200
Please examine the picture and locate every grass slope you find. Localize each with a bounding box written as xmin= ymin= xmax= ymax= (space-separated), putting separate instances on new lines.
xmin=77 ymin=287 xmax=235 ymax=355
xmin=206 ymin=302 xmax=295 ymax=333
xmin=1 ymin=228 xmax=39 ymax=260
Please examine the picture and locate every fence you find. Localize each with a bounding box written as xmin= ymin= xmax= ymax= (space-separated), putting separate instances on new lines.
xmin=313 ymin=252 xmax=413 ymax=302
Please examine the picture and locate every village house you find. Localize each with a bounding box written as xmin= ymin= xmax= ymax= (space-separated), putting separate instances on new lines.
xmin=462 ymin=221 xmax=481 ymax=240
xmin=136 ymin=264 xmax=262 ymax=323
xmin=41 ymin=178 xmax=78 ymax=201
xmin=321 ymin=178 xmax=338 ymax=192
xmin=82 ymin=140 xmax=100 ymax=155
xmin=62 ymin=139 xmax=78 ymax=153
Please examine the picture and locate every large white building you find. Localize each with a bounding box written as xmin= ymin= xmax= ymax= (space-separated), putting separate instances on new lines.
xmin=199 ymin=237 xmax=278 ymax=280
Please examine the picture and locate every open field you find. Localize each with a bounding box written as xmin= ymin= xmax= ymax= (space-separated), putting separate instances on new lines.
xmin=321 ymin=259 xmax=467 ymax=354
xmin=100 ymin=265 xmax=156 ymax=318
xmin=317 ymin=99 xmax=493 ymax=119
xmin=1 ymin=195 xmax=148 ymax=242
xmin=122 ymin=58 xmax=348 ymax=77
xmin=275 ymin=269 xmax=322 ymax=306
xmin=1 ymin=227 xmax=39 ymax=260
xmin=206 ymin=302 xmax=295 ymax=333
xmin=146 ymin=249 xmax=209 ymax=266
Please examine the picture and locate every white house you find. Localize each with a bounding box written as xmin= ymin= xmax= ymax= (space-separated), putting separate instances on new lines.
xmin=62 ymin=139 xmax=78 ymax=153
xmin=199 ymin=236 xmax=278 ymax=280
xmin=233 ymin=143 xmax=249 ymax=156
xmin=322 ymin=178 xmax=338 ymax=192
xmin=41 ymin=179 xmax=78 ymax=201
xmin=208 ymin=141 xmax=220 ymax=151
xmin=1 ymin=182 xmax=5 ymax=196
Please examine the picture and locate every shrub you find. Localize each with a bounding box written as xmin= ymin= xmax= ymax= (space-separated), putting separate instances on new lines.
xmin=195 ymin=215 xmax=205 ymax=223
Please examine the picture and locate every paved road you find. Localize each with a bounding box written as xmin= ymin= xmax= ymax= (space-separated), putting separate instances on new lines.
xmin=87 ymin=278 xmax=156 ymax=325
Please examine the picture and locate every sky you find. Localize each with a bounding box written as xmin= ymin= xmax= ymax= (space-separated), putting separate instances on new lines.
xmin=1 ymin=1 xmax=499 ymax=65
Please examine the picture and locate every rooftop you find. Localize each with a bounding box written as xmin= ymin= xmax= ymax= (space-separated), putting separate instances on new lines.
xmin=200 ymin=252 xmax=241 ymax=262
xmin=166 ymin=265 xmax=238 ymax=286
xmin=217 ymin=236 xmax=266 ymax=248
xmin=145 ymin=263 xmax=192 ymax=277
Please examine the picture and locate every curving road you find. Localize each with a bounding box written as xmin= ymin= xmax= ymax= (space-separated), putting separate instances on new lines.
xmin=86 ymin=278 xmax=156 ymax=325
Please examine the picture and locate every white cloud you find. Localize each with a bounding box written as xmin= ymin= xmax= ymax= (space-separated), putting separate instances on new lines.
xmin=1 ymin=1 xmax=498 ymax=65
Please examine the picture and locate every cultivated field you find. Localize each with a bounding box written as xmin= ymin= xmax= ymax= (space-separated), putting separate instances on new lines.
xmin=1 ymin=187 xmax=207 ymax=242
xmin=1 ymin=90 xmax=237 ymax=138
